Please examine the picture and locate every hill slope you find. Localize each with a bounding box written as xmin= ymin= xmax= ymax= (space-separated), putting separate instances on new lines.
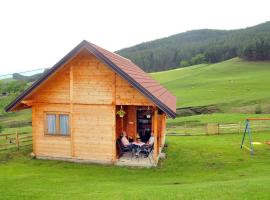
xmin=1 ymin=58 xmax=270 ymax=132
xmin=152 ymin=58 xmax=270 ymax=114
xmin=117 ymin=21 xmax=270 ymax=72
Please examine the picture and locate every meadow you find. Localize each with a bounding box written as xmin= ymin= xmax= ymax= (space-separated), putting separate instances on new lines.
xmin=152 ymin=58 xmax=270 ymax=112
xmin=151 ymin=58 xmax=270 ymax=132
xmin=2 ymin=58 xmax=270 ymax=133
xmin=0 ymin=133 xmax=270 ymax=199
xmin=1 ymin=58 xmax=270 ymax=199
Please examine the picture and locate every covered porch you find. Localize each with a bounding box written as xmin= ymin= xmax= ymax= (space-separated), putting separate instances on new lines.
xmin=115 ymin=105 xmax=166 ymax=167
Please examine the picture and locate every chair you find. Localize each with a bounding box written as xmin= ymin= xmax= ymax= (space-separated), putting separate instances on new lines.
xmin=116 ymin=138 xmax=133 ymax=157
xmin=139 ymin=144 xmax=154 ymax=164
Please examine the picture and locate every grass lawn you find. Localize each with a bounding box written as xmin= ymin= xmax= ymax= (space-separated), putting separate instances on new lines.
xmin=0 ymin=134 xmax=270 ymax=200
xmin=152 ymin=58 xmax=270 ymax=112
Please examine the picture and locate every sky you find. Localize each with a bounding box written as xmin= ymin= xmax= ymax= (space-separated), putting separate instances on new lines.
xmin=0 ymin=0 xmax=269 ymax=76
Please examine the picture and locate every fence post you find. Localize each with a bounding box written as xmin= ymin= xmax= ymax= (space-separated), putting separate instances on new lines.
xmin=184 ymin=122 xmax=187 ymax=135
xmin=238 ymin=122 xmax=241 ymax=134
xmin=16 ymin=129 xmax=19 ymax=150
xmin=217 ymin=123 xmax=220 ymax=135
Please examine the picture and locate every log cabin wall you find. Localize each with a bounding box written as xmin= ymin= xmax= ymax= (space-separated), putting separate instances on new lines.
xmin=32 ymin=103 xmax=71 ymax=158
xmin=27 ymin=48 xmax=161 ymax=164
xmin=115 ymin=76 xmax=152 ymax=106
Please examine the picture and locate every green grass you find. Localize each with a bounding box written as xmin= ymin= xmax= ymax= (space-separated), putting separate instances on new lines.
xmin=167 ymin=113 xmax=270 ymax=126
xmin=0 ymin=109 xmax=32 ymax=134
xmin=152 ymin=58 xmax=270 ymax=112
xmin=0 ymin=134 xmax=270 ymax=199
xmin=0 ymin=59 xmax=270 ymax=199
xmin=1 ymin=58 xmax=270 ymax=132
xmin=151 ymin=58 xmax=270 ymax=125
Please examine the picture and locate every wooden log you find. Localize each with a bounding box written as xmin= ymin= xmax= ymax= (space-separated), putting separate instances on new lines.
xmin=0 ymin=133 xmax=16 ymax=137
xmin=19 ymin=135 xmax=32 ymax=140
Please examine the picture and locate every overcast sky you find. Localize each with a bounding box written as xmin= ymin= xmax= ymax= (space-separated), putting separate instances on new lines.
xmin=0 ymin=0 xmax=269 ymax=75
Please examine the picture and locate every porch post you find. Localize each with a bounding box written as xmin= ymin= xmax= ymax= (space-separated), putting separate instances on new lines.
xmin=153 ymin=109 xmax=158 ymax=163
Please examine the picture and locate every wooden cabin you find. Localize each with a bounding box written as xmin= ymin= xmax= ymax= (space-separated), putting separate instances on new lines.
xmin=6 ymin=40 xmax=176 ymax=167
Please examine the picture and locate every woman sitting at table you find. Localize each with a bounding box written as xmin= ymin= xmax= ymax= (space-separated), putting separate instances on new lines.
xmin=146 ymin=132 xmax=154 ymax=147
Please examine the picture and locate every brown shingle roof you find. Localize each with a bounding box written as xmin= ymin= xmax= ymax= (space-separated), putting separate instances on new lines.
xmin=5 ymin=40 xmax=177 ymax=118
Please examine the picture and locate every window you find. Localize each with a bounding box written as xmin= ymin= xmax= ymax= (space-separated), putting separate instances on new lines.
xmin=59 ymin=114 xmax=69 ymax=135
xmin=45 ymin=113 xmax=70 ymax=136
xmin=47 ymin=114 xmax=57 ymax=134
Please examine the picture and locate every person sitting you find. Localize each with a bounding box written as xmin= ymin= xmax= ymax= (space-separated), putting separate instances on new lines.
xmin=121 ymin=131 xmax=129 ymax=146
xmin=121 ymin=131 xmax=133 ymax=150
xmin=139 ymin=132 xmax=154 ymax=158
xmin=128 ymin=136 xmax=134 ymax=143
xmin=146 ymin=132 xmax=154 ymax=147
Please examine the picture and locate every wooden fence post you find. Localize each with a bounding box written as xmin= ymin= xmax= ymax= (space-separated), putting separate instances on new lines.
xmin=238 ymin=122 xmax=241 ymax=134
xmin=16 ymin=129 xmax=19 ymax=150
xmin=217 ymin=123 xmax=220 ymax=135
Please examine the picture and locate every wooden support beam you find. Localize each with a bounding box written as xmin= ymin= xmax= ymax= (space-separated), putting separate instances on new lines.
xmin=21 ymin=100 xmax=34 ymax=106
xmin=32 ymin=105 xmax=37 ymax=155
xmin=112 ymin=73 xmax=116 ymax=163
xmin=153 ymin=109 xmax=158 ymax=163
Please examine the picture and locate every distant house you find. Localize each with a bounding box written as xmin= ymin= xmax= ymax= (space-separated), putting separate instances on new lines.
xmin=5 ymin=41 xmax=176 ymax=166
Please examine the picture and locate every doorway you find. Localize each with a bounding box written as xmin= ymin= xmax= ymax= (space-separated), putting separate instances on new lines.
xmin=136 ymin=107 xmax=153 ymax=143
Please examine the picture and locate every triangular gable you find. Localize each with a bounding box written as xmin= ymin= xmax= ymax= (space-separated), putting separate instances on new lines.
xmin=5 ymin=40 xmax=177 ymax=118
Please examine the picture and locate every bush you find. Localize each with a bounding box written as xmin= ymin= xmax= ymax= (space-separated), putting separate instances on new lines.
xmin=190 ymin=53 xmax=206 ymax=65
xmin=255 ymin=104 xmax=262 ymax=114
xmin=180 ymin=60 xmax=190 ymax=67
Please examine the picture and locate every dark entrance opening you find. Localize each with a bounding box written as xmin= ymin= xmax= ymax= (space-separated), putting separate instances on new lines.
xmin=136 ymin=107 xmax=152 ymax=143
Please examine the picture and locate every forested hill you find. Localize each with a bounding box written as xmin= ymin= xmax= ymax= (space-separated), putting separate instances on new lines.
xmin=116 ymin=21 xmax=270 ymax=72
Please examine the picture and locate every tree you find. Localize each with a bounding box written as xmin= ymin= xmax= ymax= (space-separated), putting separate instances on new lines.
xmin=241 ymin=35 xmax=270 ymax=61
xmin=180 ymin=60 xmax=190 ymax=67
xmin=190 ymin=54 xmax=206 ymax=65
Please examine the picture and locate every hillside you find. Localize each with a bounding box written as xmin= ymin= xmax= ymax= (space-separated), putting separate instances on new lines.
xmin=117 ymin=21 xmax=270 ymax=72
xmin=1 ymin=58 xmax=270 ymax=133
xmin=152 ymin=58 xmax=270 ymax=114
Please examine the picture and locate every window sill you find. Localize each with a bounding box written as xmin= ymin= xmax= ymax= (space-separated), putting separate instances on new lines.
xmin=44 ymin=134 xmax=71 ymax=138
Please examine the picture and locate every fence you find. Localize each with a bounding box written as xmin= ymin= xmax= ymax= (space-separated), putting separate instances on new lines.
xmin=0 ymin=129 xmax=32 ymax=151
xmin=167 ymin=121 xmax=270 ymax=136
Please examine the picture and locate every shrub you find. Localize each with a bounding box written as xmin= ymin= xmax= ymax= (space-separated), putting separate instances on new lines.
xmin=255 ymin=104 xmax=262 ymax=114
xmin=180 ymin=60 xmax=190 ymax=67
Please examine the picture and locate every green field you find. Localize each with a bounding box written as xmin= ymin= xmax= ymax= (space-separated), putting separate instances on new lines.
xmin=0 ymin=133 xmax=270 ymax=199
xmin=1 ymin=58 xmax=270 ymax=199
xmin=1 ymin=58 xmax=270 ymax=133
xmin=152 ymin=58 xmax=270 ymax=111
xmin=151 ymin=58 xmax=270 ymax=129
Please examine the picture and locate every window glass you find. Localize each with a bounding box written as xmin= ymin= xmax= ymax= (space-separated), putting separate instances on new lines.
xmin=59 ymin=114 xmax=69 ymax=135
xmin=47 ymin=114 xmax=56 ymax=134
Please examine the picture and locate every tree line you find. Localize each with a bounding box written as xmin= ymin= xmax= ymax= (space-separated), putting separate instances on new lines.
xmin=117 ymin=21 xmax=270 ymax=72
